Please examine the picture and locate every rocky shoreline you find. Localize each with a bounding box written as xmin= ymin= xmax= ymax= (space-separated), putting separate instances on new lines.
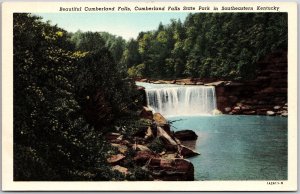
xmin=113 ymin=50 xmax=287 ymax=180
xmin=105 ymin=108 xmax=200 ymax=181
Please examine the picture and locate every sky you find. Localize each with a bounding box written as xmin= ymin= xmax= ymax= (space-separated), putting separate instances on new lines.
xmin=36 ymin=13 xmax=189 ymax=40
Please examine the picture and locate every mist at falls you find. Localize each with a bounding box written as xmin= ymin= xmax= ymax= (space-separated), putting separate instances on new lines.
xmin=137 ymin=82 xmax=217 ymax=116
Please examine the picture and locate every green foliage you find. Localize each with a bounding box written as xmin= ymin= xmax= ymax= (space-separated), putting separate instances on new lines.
xmin=148 ymin=138 xmax=165 ymax=153
xmin=127 ymin=63 xmax=145 ymax=78
xmin=70 ymin=31 xmax=126 ymax=66
xmin=121 ymin=39 xmax=141 ymax=68
xmin=124 ymin=13 xmax=287 ymax=80
xmin=73 ymin=48 xmax=137 ymax=129
xmin=14 ymin=144 xmax=60 ymax=181
xmin=13 ymin=13 xmax=139 ymax=181
xmin=101 ymin=32 xmax=126 ymax=64
xmin=70 ymin=31 xmax=106 ymax=52
xmin=114 ymin=116 xmax=152 ymax=139
xmin=127 ymin=166 xmax=153 ymax=181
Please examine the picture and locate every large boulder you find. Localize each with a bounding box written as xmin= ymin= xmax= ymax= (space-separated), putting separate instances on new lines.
xmin=133 ymin=150 xmax=158 ymax=165
xmin=179 ymin=145 xmax=200 ymax=158
xmin=133 ymin=144 xmax=151 ymax=152
xmin=139 ymin=106 xmax=154 ymax=120
xmin=175 ymin=78 xmax=194 ymax=85
xmin=111 ymin=144 xmax=128 ymax=154
xmin=107 ymin=154 xmax=125 ymax=164
xmin=243 ymin=110 xmax=256 ymax=115
xmin=161 ymin=153 xmax=181 ymax=159
xmin=145 ymin=127 xmax=154 ymax=140
xmin=157 ymin=127 xmax=178 ymax=147
xmin=105 ymin=132 xmax=122 ymax=141
xmin=205 ymin=81 xmax=225 ymax=86
xmin=266 ymin=110 xmax=275 ymax=116
xmin=153 ymin=113 xmax=167 ymax=126
xmin=110 ymin=139 xmax=131 ymax=146
xmin=153 ymin=113 xmax=171 ymax=133
xmin=139 ymin=78 xmax=148 ymax=82
xmin=147 ymin=158 xmax=194 ymax=181
xmin=273 ymin=105 xmax=281 ymax=110
xmin=112 ymin=165 xmax=130 ymax=175
xmin=136 ymin=86 xmax=147 ymax=106
xmin=224 ymin=107 xmax=232 ymax=112
xmin=174 ymin=130 xmax=198 ymax=141
xmin=212 ymin=109 xmax=222 ymax=115
xmin=153 ymin=80 xmax=165 ymax=84
xmin=241 ymin=105 xmax=252 ymax=110
xmin=180 ymin=140 xmax=197 ymax=150
xmin=281 ymin=111 xmax=288 ymax=117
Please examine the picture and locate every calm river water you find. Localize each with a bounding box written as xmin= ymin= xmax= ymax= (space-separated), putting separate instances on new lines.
xmin=168 ymin=115 xmax=287 ymax=180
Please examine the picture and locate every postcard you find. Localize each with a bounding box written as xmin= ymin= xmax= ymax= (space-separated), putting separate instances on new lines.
xmin=1 ymin=1 xmax=297 ymax=191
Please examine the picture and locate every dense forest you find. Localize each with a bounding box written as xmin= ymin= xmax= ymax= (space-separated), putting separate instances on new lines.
xmin=69 ymin=13 xmax=287 ymax=81
xmin=125 ymin=13 xmax=287 ymax=80
xmin=13 ymin=12 xmax=287 ymax=181
xmin=14 ymin=13 xmax=150 ymax=181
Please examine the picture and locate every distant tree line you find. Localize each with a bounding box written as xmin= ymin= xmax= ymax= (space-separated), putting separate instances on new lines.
xmin=125 ymin=13 xmax=287 ymax=80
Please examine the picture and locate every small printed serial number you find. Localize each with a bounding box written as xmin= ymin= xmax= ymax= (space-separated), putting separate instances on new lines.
xmin=267 ymin=181 xmax=284 ymax=185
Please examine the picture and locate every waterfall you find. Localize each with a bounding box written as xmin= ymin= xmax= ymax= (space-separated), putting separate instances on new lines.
xmin=139 ymin=82 xmax=217 ymax=116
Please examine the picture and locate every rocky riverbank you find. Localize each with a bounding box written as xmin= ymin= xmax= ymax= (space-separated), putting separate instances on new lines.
xmin=136 ymin=50 xmax=288 ymax=117
xmin=105 ymin=108 xmax=200 ymax=181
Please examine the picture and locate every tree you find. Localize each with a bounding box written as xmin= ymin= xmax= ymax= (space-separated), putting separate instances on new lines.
xmin=71 ymin=31 xmax=126 ymax=66
xmin=13 ymin=13 xmax=131 ymax=181
xmin=74 ymin=48 xmax=137 ymax=130
xmin=125 ymin=13 xmax=287 ymax=80
xmin=121 ymin=39 xmax=141 ymax=68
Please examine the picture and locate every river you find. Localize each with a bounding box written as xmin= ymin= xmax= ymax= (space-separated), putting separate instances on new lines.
xmin=136 ymin=82 xmax=287 ymax=180
xmin=169 ymin=115 xmax=287 ymax=180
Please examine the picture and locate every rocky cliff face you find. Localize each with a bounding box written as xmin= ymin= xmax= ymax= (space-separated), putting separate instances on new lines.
xmin=105 ymin=110 xmax=199 ymax=181
xmin=136 ymin=50 xmax=288 ymax=116
xmin=216 ymin=50 xmax=288 ymax=116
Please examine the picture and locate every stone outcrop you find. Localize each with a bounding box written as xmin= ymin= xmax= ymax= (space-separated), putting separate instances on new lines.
xmin=105 ymin=132 xmax=122 ymax=141
xmin=179 ymin=145 xmax=200 ymax=158
xmin=136 ymin=85 xmax=147 ymax=106
xmin=111 ymin=144 xmax=128 ymax=154
xmin=133 ymin=150 xmax=158 ymax=164
xmin=107 ymin=154 xmax=126 ymax=164
xmin=139 ymin=106 xmax=154 ymax=120
xmin=133 ymin=144 xmax=151 ymax=152
xmin=214 ymin=50 xmax=287 ymax=117
xmin=153 ymin=113 xmax=168 ymax=126
xmin=107 ymin=108 xmax=200 ymax=181
xmin=157 ymin=127 xmax=177 ymax=146
xmin=112 ymin=165 xmax=130 ymax=175
xmin=153 ymin=113 xmax=171 ymax=133
xmin=174 ymin=130 xmax=198 ymax=141
xmin=147 ymin=158 xmax=194 ymax=181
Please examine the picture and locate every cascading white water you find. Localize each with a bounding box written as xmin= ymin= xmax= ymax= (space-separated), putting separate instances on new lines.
xmin=138 ymin=82 xmax=217 ymax=116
